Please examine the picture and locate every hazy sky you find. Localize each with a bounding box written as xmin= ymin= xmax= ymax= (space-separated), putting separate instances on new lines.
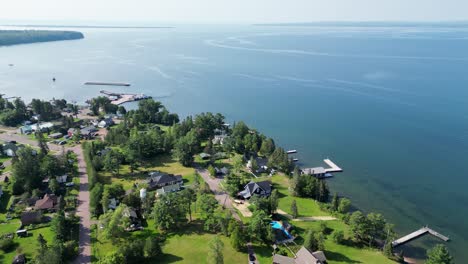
xmin=1 ymin=0 xmax=467 ymax=23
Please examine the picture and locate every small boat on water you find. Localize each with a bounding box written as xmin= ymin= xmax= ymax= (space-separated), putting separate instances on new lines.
xmin=8 ymin=64 xmax=14 ymax=67
xmin=287 ymin=150 xmax=297 ymax=154
xmin=293 ymin=158 xmax=299 ymax=162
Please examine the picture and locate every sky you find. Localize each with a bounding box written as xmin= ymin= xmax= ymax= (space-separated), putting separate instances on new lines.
xmin=1 ymin=0 xmax=468 ymax=24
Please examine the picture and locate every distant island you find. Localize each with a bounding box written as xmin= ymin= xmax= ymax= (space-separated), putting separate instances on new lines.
xmin=0 ymin=30 xmax=84 ymax=46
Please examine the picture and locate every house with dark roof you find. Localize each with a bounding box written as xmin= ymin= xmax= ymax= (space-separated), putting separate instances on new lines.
xmin=238 ymin=180 xmax=272 ymax=199
xmin=272 ymin=246 xmax=327 ymax=264
xmin=20 ymin=211 xmax=42 ymax=226
xmin=156 ymin=183 xmax=182 ymax=196
xmin=12 ymin=254 xmax=26 ymax=264
xmin=2 ymin=143 xmax=19 ymax=157
xmin=98 ymin=117 xmax=114 ymax=128
xmin=147 ymin=172 xmax=183 ymax=191
xmin=34 ymin=194 xmax=60 ymax=212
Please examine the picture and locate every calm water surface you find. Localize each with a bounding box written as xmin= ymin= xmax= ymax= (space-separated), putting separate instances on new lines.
xmin=1 ymin=24 xmax=467 ymax=262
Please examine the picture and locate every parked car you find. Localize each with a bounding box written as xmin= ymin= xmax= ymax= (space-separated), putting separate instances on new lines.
xmin=65 ymin=182 xmax=75 ymax=187
xmin=58 ymin=141 xmax=67 ymax=145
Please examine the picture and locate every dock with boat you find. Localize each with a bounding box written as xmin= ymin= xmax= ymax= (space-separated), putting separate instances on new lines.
xmin=99 ymin=90 xmax=151 ymax=105
xmin=392 ymin=226 xmax=449 ymax=247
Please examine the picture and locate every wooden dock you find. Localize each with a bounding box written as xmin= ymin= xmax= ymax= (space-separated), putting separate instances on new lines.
xmin=99 ymin=90 xmax=151 ymax=105
xmin=323 ymin=159 xmax=343 ymax=173
xmin=392 ymin=226 xmax=449 ymax=247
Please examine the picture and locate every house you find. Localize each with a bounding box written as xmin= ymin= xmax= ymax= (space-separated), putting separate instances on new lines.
xmin=81 ymin=126 xmax=98 ymax=139
xmin=215 ymin=167 xmax=229 ymax=176
xmin=34 ymin=194 xmax=60 ymax=211
xmin=247 ymin=157 xmax=269 ymax=174
xmin=108 ymin=198 xmax=118 ymax=210
xmin=199 ymin=153 xmax=211 ymax=160
xmin=48 ymin=132 xmax=63 ymax=139
xmin=20 ymin=211 xmax=42 ymax=226
xmin=30 ymin=122 xmax=54 ymax=132
xmin=301 ymin=167 xmax=326 ymax=178
xmin=98 ymin=117 xmax=114 ymax=128
xmin=56 ymin=174 xmax=68 ymax=184
xmin=2 ymin=143 xmax=19 ymax=157
xmin=238 ymin=181 xmax=272 ymax=199
xmin=18 ymin=125 xmax=33 ymax=134
xmin=272 ymin=246 xmax=327 ymax=264
xmin=68 ymin=126 xmax=98 ymax=139
xmin=12 ymin=254 xmax=26 ymax=264
xmin=147 ymin=172 xmax=183 ymax=191
xmin=156 ymin=183 xmax=182 ymax=196
xmin=212 ymin=135 xmax=228 ymax=145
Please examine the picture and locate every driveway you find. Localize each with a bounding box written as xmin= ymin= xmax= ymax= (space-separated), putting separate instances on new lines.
xmin=196 ymin=168 xmax=240 ymax=221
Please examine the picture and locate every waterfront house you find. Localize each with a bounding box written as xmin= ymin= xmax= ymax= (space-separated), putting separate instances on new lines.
xmin=147 ymin=171 xmax=183 ymax=191
xmin=212 ymin=134 xmax=228 ymax=145
xmin=272 ymin=246 xmax=327 ymax=264
xmin=34 ymin=194 xmax=60 ymax=212
xmin=246 ymin=157 xmax=269 ymax=174
xmin=301 ymin=167 xmax=326 ymax=178
xmin=20 ymin=211 xmax=43 ymax=226
xmin=238 ymin=180 xmax=272 ymax=199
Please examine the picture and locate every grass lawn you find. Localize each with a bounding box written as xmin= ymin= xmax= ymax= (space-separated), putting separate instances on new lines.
xmin=0 ymin=224 xmax=54 ymax=264
xmin=265 ymin=174 xmax=329 ymax=217
xmin=160 ymin=224 xmax=246 ymax=263
xmin=100 ymin=154 xmax=197 ymax=191
xmin=290 ymin=220 xmax=396 ymax=264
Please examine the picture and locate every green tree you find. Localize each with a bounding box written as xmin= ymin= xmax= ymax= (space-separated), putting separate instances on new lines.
xmin=338 ymin=198 xmax=351 ymax=214
xmin=259 ymin=138 xmax=275 ymax=157
xmin=349 ymin=211 xmax=371 ymax=244
xmin=426 ymin=244 xmax=453 ymax=264
xmin=207 ymin=235 xmax=224 ymax=264
xmin=230 ymin=223 xmax=245 ymax=252
xmin=269 ymin=189 xmax=279 ymax=214
xmin=48 ymin=178 xmax=59 ymax=195
xmin=90 ymin=183 xmax=103 ymax=216
xmin=11 ymin=146 xmax=42 ymax=194
xmin=144 ymin=237 xmax=162 ymax=259
xmin=98 ymin=251 xmax=125 ymax=264
xmin=249 ymin=210 xmax=270 ymax=244
xmin=291 ymin=200 xmax=298 ymax=219
xmin=331 ymin=230 xmax=345 ymax=244
xmin=153 ymin=193 xmax=186 ymax=231
xmin=173 ymin=130 xmax=199 ymax=166
xmin=331 ymin=193 xmax=339 ymax=212
xmin=303 ymin=229 xmax=318 ymax=252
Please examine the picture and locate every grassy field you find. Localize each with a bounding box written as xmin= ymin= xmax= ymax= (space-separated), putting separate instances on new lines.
xmin=100 ymin=154 xmax=197 ymax=191
xmin=256 ymin=174 xmax=329 ymax=217
xmin=0 ymin=223 xmax=54 ymax=263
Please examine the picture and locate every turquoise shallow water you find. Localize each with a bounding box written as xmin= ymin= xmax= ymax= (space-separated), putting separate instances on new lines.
xmin=1 ymin=24 xmax=467 ymax=261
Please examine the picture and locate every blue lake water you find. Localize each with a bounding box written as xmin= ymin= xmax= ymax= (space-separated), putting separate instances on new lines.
xmin=1 ymin=24 xmax=467 ymax=261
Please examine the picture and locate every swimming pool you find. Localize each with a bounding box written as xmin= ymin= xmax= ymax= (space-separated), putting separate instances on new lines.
xmin=270 ymin=221 xmax=292 ymax=239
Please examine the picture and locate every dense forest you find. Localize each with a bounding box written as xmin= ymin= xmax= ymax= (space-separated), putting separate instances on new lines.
xmin=0 ymin=30 xmax=84 ymax=46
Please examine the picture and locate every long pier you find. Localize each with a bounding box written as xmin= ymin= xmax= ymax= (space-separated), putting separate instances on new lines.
xmin=324 ymin=159 xmax=343 ymax=173
xmin=392 ymin=226 xmax=449 ymax=247
xmin=84 ymin=82 xmax=130 ymax=86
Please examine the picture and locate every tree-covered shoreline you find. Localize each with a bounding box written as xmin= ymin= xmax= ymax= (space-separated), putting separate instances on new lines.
xmin=0 ymin=30 xmax=84 ymax=46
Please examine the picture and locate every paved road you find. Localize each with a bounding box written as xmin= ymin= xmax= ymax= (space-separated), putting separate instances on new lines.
xmin=72 ymin=145 xmax=91 ymax=264
xmin=0 ymin=129 xmax=64 ymax=153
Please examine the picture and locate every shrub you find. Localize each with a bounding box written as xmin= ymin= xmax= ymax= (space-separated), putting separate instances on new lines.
xmin=0 ymin=238 xmax=16 ymax=252
xmin=332 ymin=230 xmax=345 ymax=244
